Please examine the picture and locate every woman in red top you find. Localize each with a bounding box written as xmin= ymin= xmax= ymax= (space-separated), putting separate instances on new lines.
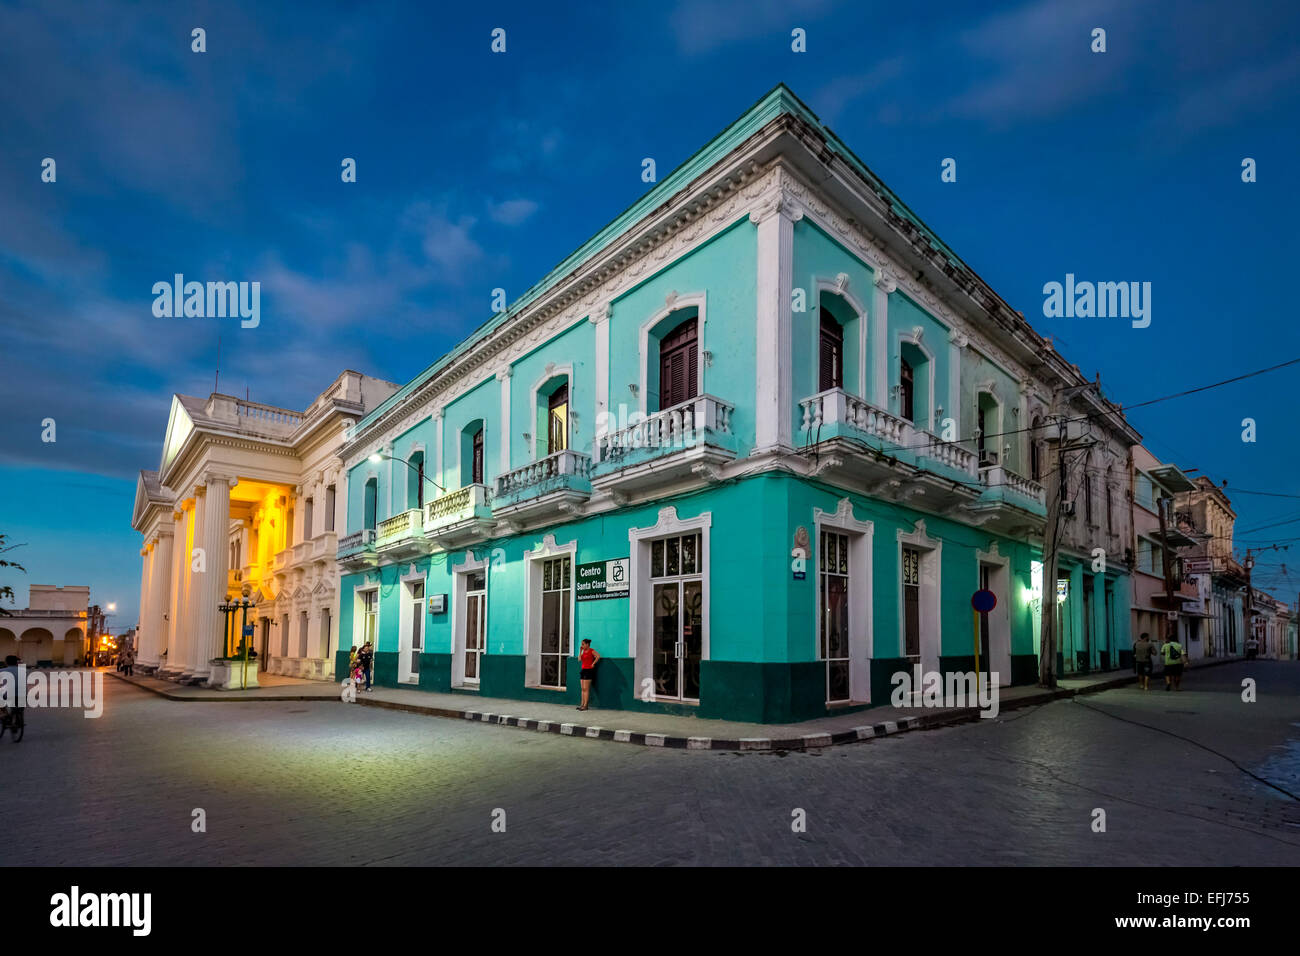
xmin=577 ymin=638 xmax=600 ymax=711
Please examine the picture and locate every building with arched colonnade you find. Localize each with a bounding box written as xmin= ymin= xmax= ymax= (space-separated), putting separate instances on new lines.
xmin=0 ymin=584 xmax=89 ymax=666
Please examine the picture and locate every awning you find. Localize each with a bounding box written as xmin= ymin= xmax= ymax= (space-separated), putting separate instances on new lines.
xmin=1150 ymin=464 xmax=1197 ymax=493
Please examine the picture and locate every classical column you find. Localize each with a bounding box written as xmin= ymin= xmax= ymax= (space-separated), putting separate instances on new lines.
xmin=136 ymin=547 xmax=150 ymax=664
xmin=752 ymin=186 xmax=800 ymax=453
xmin=191 ymin=474 xmax=235 ymax=679
xmin=181 ymin=485 xmax=208 ymax=677
xmin=165 ymin=506 xmax=188 ymax=676
xmin=872 ymin=269 xmax=895 ymax=409
xmin=144 ymin=531 xmax=173 ymax=669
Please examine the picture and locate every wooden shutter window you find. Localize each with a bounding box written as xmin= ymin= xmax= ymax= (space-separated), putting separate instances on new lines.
xmin=659 ymin=318 xmax=698 ymax=409
xmin=819 ymin=309 xmax=844 ymax=392
xmin=472 ymin=429 xmax=484 ymax=485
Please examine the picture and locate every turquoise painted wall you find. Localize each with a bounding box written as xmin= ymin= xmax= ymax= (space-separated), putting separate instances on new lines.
xmin=606 ymin=218 xmax=757 ymax=449
xmin=508 ymin=319 xmax=594 ymax=465
xmin=791 ymin=219 xmax=877 ymax=419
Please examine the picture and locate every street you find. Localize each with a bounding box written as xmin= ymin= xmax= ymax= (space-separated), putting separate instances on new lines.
xmin=3 ymin=661 xmax=1297 ymax=866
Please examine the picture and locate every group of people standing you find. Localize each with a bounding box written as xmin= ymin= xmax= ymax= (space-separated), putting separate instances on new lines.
xmin=348 ymin=642 xmax=374 ymax=691
xmin=1131 ymin=631 xmax=1185 ymax=691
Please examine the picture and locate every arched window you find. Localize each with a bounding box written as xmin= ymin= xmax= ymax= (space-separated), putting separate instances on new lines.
xmin=659 ymin=318 xmax=698 ymax=410
xmin=977 ymin=392 xmax=999 ymax=466
xmin=363 ymin=477 xmax=377 ymax=530
xmin=1030 ymin=416 xmax=1042 ymax=481
xmin=899 ymin=357 xmax=915 ymax=423
xmin=534 ymin=376 xmax=570 ymax=457
xmin=819 ymin=308 xmax=844 ymax=391
xmin=460 ymin=421 xmax=485 ymax=487
xmin=408 ymin=451 xmax=426 ymax=509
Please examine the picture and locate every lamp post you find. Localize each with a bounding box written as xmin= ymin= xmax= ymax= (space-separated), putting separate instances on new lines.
xmin=368 ymin=451 xmax=447 ymax=501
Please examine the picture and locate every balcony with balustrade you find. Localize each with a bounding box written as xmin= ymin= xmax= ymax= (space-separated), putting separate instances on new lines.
xmin=493 ymin=449 xmax=593 ymax=524
xmin=336 ymin=528 xmax=378 ymax=572
xmin=309 ymin=531 xmax=337 ymax=565
xmin=376 ymin=508 xmax=431 ymax=560
xmin=591 ymin=395 xmax=738 ymax=495
xmin=797 ymin=388 xmax=980 ymax=509
xmin=423 ymin=484 xmax=494 ymax=548
xmin=966 ymin=461 xmax=1048 ymax=534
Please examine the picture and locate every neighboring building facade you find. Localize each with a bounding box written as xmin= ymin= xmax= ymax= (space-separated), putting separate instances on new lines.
xmin=0 ymin=584 xmax=89 ymax=666
xmin=131 ymin=370 xmax=399 ymax=684
xmin=1175 ymin=475 xmax=1245 ymax=658
xmin=331 ymin=86 xmax=1141 ymax=724
xmin=1127 ymin=445 xmax=1201 ymax=657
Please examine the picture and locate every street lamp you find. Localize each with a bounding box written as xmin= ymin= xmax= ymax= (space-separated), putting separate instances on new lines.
xmin=368 ymin=451 xmax=447 ymax=496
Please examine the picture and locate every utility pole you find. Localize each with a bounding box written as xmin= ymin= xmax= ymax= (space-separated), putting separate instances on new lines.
xmin=1157 ymin=495 xmax=1178 ymax=644
xmin=1039 ymin=395 xmax=1065 ymax=689
xmin=1039 ymin=383 xmax=1095 ymax=688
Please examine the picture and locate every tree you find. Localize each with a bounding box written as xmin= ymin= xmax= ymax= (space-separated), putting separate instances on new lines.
xmin=0 ymin=533 xmax=27 ymax=615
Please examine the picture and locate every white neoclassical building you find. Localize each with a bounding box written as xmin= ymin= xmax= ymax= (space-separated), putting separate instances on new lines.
xmin=0 ymin=585 xmax=89 ymax=665
xmin=132 ymin=370 xmax=399 ymax=684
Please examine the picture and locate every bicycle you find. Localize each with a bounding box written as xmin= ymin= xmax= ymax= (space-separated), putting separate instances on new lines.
xmin=0 ymin=706 xmax=24 ymax=742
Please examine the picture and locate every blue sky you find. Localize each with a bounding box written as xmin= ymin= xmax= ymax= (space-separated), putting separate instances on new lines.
xmin=2 ymin=0 xmax=1299 ymax=625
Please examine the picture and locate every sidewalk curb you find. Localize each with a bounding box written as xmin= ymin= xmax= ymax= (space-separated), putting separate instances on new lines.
xmin=111 ymin=655 xmax=1249 ymax=751
xmin=107 ymin=671 xmax=333 ymax=703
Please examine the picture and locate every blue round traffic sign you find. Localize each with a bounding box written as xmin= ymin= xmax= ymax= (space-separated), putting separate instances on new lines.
xmin=971 ymin=589 xmax=997 ymax=613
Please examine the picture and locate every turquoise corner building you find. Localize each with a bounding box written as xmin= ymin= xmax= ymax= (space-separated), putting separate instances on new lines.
xmin=334 ymin=85 xmax=1141 ymax=723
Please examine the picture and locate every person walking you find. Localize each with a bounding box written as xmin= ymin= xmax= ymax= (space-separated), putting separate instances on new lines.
xmin=1133 ymin=632 xmax=1154 ymax=690
xmin=577 ymin=638 xmax=600 ymax=711
xmin=348 ymin=645 xmax=360 ymax=684
xmin=122 ymin=647 xmax=134 ymax=677
xmin=1162 ymin=633 xmax=1185 ymax=691
xmin=359 ymin=641 xmax=374 ymax=692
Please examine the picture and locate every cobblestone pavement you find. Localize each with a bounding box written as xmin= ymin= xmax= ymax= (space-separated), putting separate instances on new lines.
xmin=3 ymin=661 xmax=1297 ymax=866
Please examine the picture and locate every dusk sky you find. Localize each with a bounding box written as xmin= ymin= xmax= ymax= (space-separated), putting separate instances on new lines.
xmin=2 ymin=0 xmax=1298 ymax=626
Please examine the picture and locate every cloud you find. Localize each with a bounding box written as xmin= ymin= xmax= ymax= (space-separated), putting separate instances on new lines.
xmin=941 ymin=0 xmax=1139 ymax=123
xmin=487 ymin=198 xmax=540 ymax=226
xmin=668 ymin=0 xmax=833 ymax=56
xmin=812 ymin=57 xmax=908 ymax=123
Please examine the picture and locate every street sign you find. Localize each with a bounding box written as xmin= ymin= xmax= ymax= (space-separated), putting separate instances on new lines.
xmin=971 ymin=589 xmax=997 ymax=613
xmin=427 ymin=594 xmax=447 ymax=614
xmin=242 ymin=625 xmax=254 ymax=637
xmin=576 ymin=559 xmax=631 ymax=601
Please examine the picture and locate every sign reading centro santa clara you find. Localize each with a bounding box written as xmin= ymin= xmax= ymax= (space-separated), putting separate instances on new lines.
xmin=576 ymin=558 xmax=630 ymax=601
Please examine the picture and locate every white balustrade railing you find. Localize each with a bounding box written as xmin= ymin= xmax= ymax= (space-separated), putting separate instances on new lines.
xmin=594 ymin=395 xmax=734 ymax=465
xmin=979 ymin=464 xmax=1046 ymax=506
xmin=425 ymin=484 xmax=491 ymax=529
xmin=922 ymin=433 xmax=978 ymax=476
xmin=235 ymin=399 xmax=303 ymax=428
xmin=377 ymin=508 xmax=423 ymax=546
xmin=496 ymin=449 xmax=592 ymax=497
xmin=337 ymin=529 xmax=376 ymax=555
xmin=799 ymin=389 xmax=911 ymax=446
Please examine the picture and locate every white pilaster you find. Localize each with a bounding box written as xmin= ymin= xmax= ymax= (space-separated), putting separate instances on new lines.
xmin=434 ymin=411 xmax=444 ymax=489
xmin=752 ymin=188 xmax=800 ymax=453
xmin=948 ymin=329 xmax=967 ymax=435
xmin=497 ymin=366 xmax=513 ymax=477
xmin=590 ymin=304 xmax=611 ymax=444
xmin=872 ymin=269 xmax=895 ymax=408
